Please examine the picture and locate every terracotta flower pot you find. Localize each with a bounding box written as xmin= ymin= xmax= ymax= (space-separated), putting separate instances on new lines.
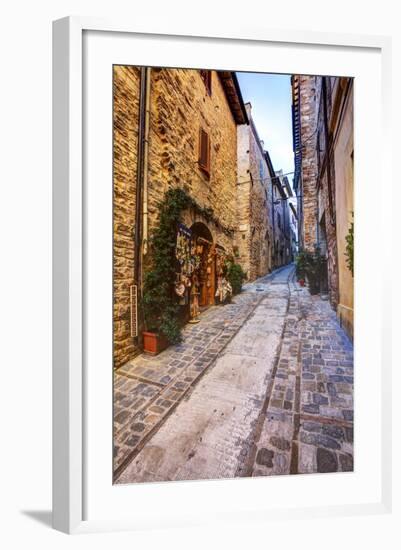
xmin=142 ymin=331 xmax=168 ymax=355
xmin=299 ymin=279 xmax=305 ymax=287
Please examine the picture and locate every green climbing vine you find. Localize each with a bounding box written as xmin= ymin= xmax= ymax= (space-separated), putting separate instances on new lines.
xmin=345 ymin=212 xmax=354 ymax=277
xmin=142 ymin=187 xmax=235 ymax=344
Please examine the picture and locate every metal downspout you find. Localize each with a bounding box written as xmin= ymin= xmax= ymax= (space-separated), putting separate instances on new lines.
xmin=133 ymin=67 xmax=149 ymax=345
xmin=142 ymin=68 xmax=151 ymax=258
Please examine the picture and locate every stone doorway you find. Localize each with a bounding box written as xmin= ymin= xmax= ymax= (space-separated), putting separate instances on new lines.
xmin=190 ymin=222 xmax=216 ymax=308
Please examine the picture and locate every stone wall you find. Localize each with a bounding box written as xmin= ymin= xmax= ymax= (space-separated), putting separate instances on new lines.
xmin=236 ymin=123 xmax=252 ymax=274
xmin=145 ymin=68 xmax=238 ymax=254
xmin=298 ymin=75 xmax=319 ymax=253
xmin=318 ymin=171 xmax=339 ymax=309
xmin=272 ymin=173 xmax=293 ymax=268
xmin=113 ymin=67 xmax=241 ymax=367
xmin=113 ymin=66 xmax=141 ymax=368
xmin=236 ymin=105 xmax=272 ymax=281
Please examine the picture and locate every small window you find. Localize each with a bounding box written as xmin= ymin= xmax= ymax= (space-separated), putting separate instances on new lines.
xmin=198 ymin=128 xmax=211 ymax=175
xmin=200 ymin=70 xmax=212 ymax=95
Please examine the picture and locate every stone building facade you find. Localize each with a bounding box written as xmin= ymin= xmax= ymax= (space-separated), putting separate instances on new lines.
xmin=328 ymin=79 xmax=354 ymax=336
xmin=275 ymin=170 xmax=293 ymax=266
xmin=292 ymin=74 xmax=354 ymax=337
xmin=113 ymin=66 xmax=140 ymax=367
xmin=236 ymin=103 xmax=273 ymax=281
xmin=292 ymin=75 xmax=319 ymax=253
xmin=113 ymin=66 xmax=248 ymax=368
xmin=262 ymin=152 xmax=291 ymax=269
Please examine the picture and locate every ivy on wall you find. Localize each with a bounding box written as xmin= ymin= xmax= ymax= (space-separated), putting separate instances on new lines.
xmin=345 ymin=212 xmax=354 ymax=277
xmin=142 ymin=187 xmax=235 ymax=343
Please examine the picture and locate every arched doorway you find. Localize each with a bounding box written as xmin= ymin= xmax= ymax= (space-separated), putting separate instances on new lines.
xmin=190 ymin=222 xmax=215 ymax=308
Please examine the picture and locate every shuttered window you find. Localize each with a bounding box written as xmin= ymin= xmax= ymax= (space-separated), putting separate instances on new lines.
xmin=198 ymin=128 xmax=210 ymax=175
xmin=200 ymin=70 xmax=212 ymax=95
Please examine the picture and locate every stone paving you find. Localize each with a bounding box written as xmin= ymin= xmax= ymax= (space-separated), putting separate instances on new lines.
xmin=116 ymin=266 xmax=291 ymax=483
xmin=250 ymin=272 xmax=354 ymax=477
xmin=114 ymin=264 xmax=354 ymax=482
xmin=113 ymin=268 xmax=289 ymax=477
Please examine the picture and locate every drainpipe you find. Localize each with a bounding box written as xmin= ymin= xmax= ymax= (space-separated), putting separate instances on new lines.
xmin=134 ymin=68 xmax=148 ymax=291
xmin=322 ymin=78 xmax=335 ymax=225
xmin=142 ymin=67 xmax=151 ymax=257
xmin=271 ymin=180 xmax=275 ymax=268
xmin=133 ymin=67 xmax=151 ymax=347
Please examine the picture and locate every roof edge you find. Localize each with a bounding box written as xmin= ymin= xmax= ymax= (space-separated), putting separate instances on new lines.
xmin=218 ymin=71 xmax=249 ymax=125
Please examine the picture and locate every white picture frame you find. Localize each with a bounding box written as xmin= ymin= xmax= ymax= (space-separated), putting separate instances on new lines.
xmin=52 ymin=16 xmax=392 ymax=534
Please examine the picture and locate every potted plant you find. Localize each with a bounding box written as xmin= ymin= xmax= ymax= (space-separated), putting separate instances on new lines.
xmin=226 ymin=260 xmax=247 ymax=296
xmin=142 ymin=275 xmax=182 ymax=354
xmin=295 ymin=249 xmax=325 ymax=295
xmin=306 ymin=267 xmax=321 ymax=295
xmin=295 ymin=251 xmax=308 ymax=282
xmin=141 ymin=189 xmax=191 ymax=354
xmin=142 ymin=330 xmax=168 ymax=355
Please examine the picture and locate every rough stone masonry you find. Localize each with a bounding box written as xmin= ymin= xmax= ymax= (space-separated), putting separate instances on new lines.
xmin=113 ymin=67 xmax=247 ymax=368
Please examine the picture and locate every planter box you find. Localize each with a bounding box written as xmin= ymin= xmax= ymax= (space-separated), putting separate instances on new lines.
xmin=142 ymin=331 xmax=168 ymax=355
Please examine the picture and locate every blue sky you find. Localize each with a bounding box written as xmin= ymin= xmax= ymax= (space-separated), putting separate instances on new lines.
xmin=236 ymin=72 xmax=294 ymax=181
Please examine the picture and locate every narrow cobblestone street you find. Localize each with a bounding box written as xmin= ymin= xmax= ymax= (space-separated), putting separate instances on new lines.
xmin=115 ymin=264 xmax=353 ymax=482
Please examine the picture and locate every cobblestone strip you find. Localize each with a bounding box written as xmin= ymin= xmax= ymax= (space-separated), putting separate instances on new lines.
xmin=250 ymin=273 xmax=354 ymax=476
xmin=246 ymin=269 xmax=299 ymax=476
xmin=234 ymin=267 xmax=294 ymax=477
xmin=114 ymin=288 xmax=269 ymax=478
xmin=297 ymin=291 xmax=354 ymax=473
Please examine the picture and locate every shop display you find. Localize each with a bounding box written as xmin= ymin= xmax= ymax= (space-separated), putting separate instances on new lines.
xmin=215 ymin=248 xmax=232 ymax=303
xmin=188 ymin=274 xmax=200 ymax=323
xmin=215 ymin=277 xmax=232 ymax=303
xmin=174 ymin=223 xmax=232 ymax=319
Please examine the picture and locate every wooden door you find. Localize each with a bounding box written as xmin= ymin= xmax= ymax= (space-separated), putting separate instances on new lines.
xmin=199 ymin=244 xmax=209 ymax=307
xmin=207 ymin=245 xmax=216 ymax=305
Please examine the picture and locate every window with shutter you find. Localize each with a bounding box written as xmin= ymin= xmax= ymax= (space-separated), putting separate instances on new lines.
xmin=199 ymin=70 xmax=212 ymax=95
xmin=198 ymin=128 xmax=210 ymax=175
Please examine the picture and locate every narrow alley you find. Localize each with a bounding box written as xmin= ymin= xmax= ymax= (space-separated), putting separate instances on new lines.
xmin=113 ymin=67 xmax=354 ymax=484
xmin=115 ymin=265 xmax=353 ymax=483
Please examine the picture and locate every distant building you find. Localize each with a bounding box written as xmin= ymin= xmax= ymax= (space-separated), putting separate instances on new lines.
xmin=261 ymin=154 xmax=292 ymax=269
xmin=275 ymin=170 xmax=293 ymax=266
xmin=236 ymin=102 xmax=273 ymax=280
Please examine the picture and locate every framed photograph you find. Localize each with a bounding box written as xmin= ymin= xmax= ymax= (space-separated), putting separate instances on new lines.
xmin=53 ymin=17 xmax=392 ymax=534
